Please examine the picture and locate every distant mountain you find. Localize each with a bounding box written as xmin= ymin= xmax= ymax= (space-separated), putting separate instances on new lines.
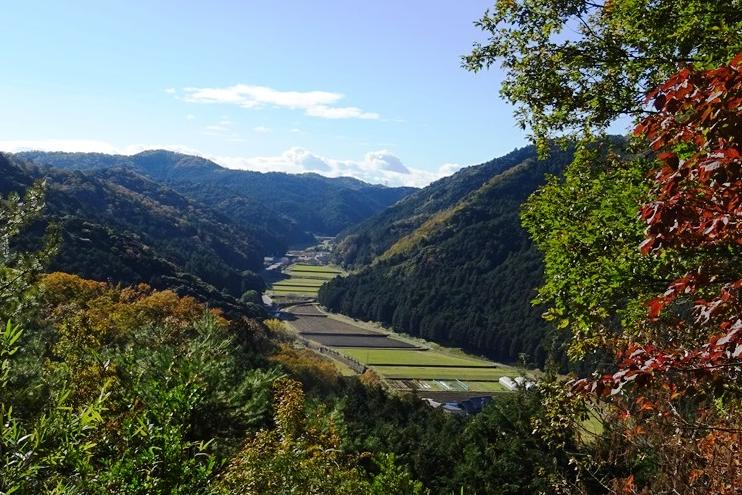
xmin=18 ymin=150 xmax=416 ymax=242
xmin=333 ymin=146 xmax=538 ymax=267
xmin=319 ymin=146 xmax=575 ymax=366
xmin=1 ymin=153 xmax=265 ymax=316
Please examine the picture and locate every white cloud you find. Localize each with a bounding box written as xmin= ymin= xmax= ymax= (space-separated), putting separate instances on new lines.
xmin=186 ymin=113 xmax=196 ymax=120
xmin=253 ymin=126 xmax=271 ymax=133
xmin=438 ymin=162 xmax=464 ymax=176
xmin=364 ymin=150 xmax=410 ymax=174
xmin=305 ymin=105 xmax=379 ymax=120
xmin=0 ymin=139 xmax=462 ymax=187
xmin=177 ymin=84 xmax=380 ymax=120
xmin=164 ymin=88 xmax=177 ymax=94
xmin=215 ymin=148 xmax=457 ymax=187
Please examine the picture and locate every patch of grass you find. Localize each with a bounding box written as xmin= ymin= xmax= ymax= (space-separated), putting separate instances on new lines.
xmin=284 ymin=271 xmax=338 ymax=280
xmin=464 ymin=381 xmax=508 ymax=392
xmin=579 ymin=408 xmax=604 ymax=443
xmin=271 ymin=288 xmax=319 ymax=297
xmin=340 ymin=348 xmax=494 ymax=367
xmin=272 ymin=278 xmax=326 ymax=287
xmin=372 ymin=366 xmax=512 ymax=381
xmin=288 ymin=263 xmax=342 ymax=273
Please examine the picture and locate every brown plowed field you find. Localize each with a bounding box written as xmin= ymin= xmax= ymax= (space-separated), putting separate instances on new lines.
xmin=291 ymin=316 xmax=384 ymax=336
xmin=310 ymin=334 xmax=419 ymax=348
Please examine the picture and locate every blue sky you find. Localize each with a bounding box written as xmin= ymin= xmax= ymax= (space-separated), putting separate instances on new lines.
xmin=0 ymin=1 xmax=616 ymax=186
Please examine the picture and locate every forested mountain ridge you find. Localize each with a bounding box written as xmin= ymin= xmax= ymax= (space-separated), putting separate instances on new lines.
xmin=333 ymin=145 xmax=537 ymax=267
xmin=0 ymin=153 xmax=265 ymax=315
xmin=320 ymin=146 xmax=575 ymax=366
xmin=18 ymin=150 xmax=416 ymax=240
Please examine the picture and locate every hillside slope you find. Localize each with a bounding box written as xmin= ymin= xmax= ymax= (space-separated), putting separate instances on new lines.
xmin=333 ymin=146 xmax=538 ymax=267
xmin=18 ymin=150 xmax=416 ymax=241
xmin=319 ymin=146 xmax=574 ymax=365
xmin=0 ymin=153 xmax=264 ymax=315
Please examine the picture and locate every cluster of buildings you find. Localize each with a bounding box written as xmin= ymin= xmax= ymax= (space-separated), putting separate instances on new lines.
xmin=263 ymin=237 xmax=335 ymax=270
xmin=263 ymin=256 xmax=290 ymax=271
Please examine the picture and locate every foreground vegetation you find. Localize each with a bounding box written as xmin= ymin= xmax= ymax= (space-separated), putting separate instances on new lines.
xmin=2 ymin=1 xmax=740 ymax=493
xmin=1 ymin=183 xmax=587 ymax=494
xmin=463 ymin=1 xmax=742 ymax=492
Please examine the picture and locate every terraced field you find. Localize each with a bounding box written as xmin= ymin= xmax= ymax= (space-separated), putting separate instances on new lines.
xmin=284 ymin=303 xmax=520 ymax=399
xmin=268 ymin=264 xmax=342 ymax=298
xmin=287 ymin=264 xmax=343 ymax=273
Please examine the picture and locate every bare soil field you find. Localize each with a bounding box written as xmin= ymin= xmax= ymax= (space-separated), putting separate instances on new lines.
xmin=311 ymin=334 xmax=419 ymax=348
xmin=289 ymin=315 xmax=384 ymax=336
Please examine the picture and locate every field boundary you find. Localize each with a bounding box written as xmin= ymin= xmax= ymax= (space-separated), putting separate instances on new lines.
xmin=356 ymin=363 xmax=498 ymax=368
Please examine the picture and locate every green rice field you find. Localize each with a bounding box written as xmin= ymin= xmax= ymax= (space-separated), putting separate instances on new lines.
xmin=340 ymin=348 xmax=495 ymax=368
xmin=269 ymin=264 xmax=342 ymax=298
xmin=272 ymin=278 xmax=326 ymax=287
xmin=287 ymin=263 xmax=343 ymax=273
xmin=285 ymin=302 xmax=524 ymax=398
xmin=271 ymin=288 xmax=319 ymax=297
xmin=283 ymin=270 xmax=339 ymax=280
xmin=464 ymin=381 xmax=508 ymax=392
xmin=372 ymin=365 xmax=512 ymax=381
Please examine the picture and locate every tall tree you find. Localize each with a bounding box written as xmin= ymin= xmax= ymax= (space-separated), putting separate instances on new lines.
xmin=468 ymin=2 xmax=742 ymax=492
xmin=0 ymin=181 xmax=57 ymax=320
xmin=465 ymin=0 xmax=742 ymax=147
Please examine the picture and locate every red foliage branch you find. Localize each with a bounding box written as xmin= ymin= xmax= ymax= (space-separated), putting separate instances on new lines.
xmin=575 ymin=53 xmax=742 ymax=400
xmin=572 ymin=315 xmax=741 ymax=398
xmin=637 ymin=52 xmax=742 ymax=255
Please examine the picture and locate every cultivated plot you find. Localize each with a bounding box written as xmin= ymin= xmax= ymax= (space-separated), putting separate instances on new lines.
xmin=288 ymin=264 xmax=343 ymax=273
xmin=272 ymin=278 xmax=326 ymax=287
xmin=284 ymin=270 xmax=338 ymax=280
xmin=289 ymin=316 xmax=383 ymax=336
xmin=282 ymin=303 xmax=518 ymax=399
xmin=372 ymin=366 xmax=511 ymax=381
xmin=341 ymin=348 xmax=494 ymax=367
xmin=311 ymin=335 xmax=419 ymax=348
xmin=269 ymin=264 xmax=342 ymax=297
xmin=271 ymin=288 xmax=318 ymax=297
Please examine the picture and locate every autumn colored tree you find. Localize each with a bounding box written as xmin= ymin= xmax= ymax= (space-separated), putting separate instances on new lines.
xmin=469 ymin=2 xmax=742 ymax=492
xmin=217 ymin=378 xmax=423 ymax=495
xmin=571 ymin=53 xmax=742 ymax=494
xmin=465 ymin=0 xmax=742 ymax=148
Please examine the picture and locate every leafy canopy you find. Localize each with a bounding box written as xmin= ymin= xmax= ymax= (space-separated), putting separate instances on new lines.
xmin=465 ymin=0 xmax=742 ymax=146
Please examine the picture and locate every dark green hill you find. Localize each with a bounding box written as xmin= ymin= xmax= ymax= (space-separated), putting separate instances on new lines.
xmin=319 ymin=146 xmax=574 ymax=366
xmin=18 ymin=150 xmax=416 ymax=240
xmin=0 ymin=153 xmax=264 ymax=316
xmin=333 ymin=146 xmax=537 ymax=266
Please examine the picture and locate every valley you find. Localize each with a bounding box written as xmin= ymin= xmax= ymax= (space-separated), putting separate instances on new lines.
xmin=285 ymin=302 xmax=515 ymax=400
xmin=4 ymin=2 xmax=738 ymax=491
xmin=264 ymin=247 xmax=521 ymax=404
